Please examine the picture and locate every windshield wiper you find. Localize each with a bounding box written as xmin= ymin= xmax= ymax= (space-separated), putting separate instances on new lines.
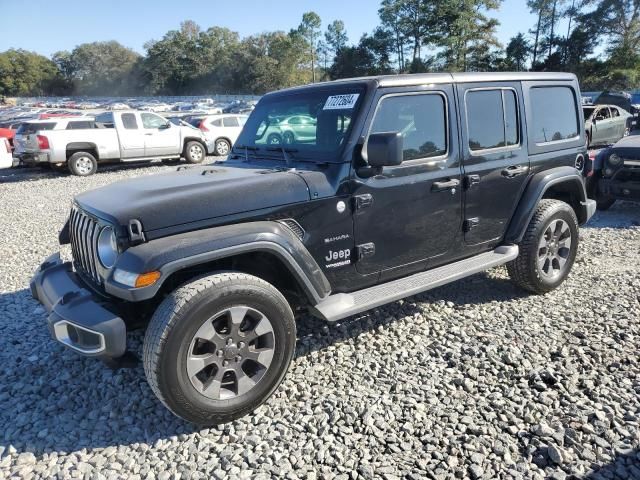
xmin=266 ymin=146 xmax=297 ymax=168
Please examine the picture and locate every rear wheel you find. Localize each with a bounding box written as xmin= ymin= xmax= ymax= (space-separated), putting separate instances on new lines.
xmin=184 ymin=141 xmax=205 ymax=163
xmin=68 ymin=152 xmax=97 ymax=176
xmin=143 ymin=272 xmax=296 ymax=425
xmin=507 ymin=199 xmax=579 ymax=294
xmin=214 ymin=139 xmax=231 ymax=156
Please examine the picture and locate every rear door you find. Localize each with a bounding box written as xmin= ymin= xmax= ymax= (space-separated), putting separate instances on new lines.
xmin=141 ymin=112 xmax=180 ymax=156
xmin=116 ymin=112 xmax=145 ymax=159
xmin=457 ymin=83 xmax=529 ymax=246
xmin=593 ymin=107 xmax=614 ymax=144
xmin=222 ymin=116 xmax=242 ymax=144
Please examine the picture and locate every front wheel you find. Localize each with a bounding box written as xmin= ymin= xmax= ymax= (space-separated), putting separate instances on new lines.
xmin=143 ymin=272 xmax=296 ymax=425
xmin=184 ymin=141 xmax=206 ymax=164
xmin=507 ymin=199 xmax=579 ymax=294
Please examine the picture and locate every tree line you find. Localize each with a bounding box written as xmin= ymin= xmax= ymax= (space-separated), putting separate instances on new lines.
xmin=1 ymin=0 xmax=639 ymax=98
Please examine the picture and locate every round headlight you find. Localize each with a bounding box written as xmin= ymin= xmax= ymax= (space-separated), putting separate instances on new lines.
xmin=97 ymin=226 xmax=118 ymax=268
xmin=608 ymin=153 xmax=622 ymax=166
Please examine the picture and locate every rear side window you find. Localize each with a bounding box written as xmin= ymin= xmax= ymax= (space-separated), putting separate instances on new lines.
xmin=466 ymin=89 xmax=519 ymax=151
xmin=66 ymin=121 xmax=94 ymax=130
xmin=121 ymin=113 xmax=138 ymax=130
xmin=95 ymin=112 xmax=115 ymax=129
xmin=223 ymin=117 xmax=240 ymax=127
xmin=370 ymin=93 xmax=447 ymax=161
xmin=17 ymin=122 xmax=56 ymax=135
xmin=530 ymin=87 xmax=579 ymax=143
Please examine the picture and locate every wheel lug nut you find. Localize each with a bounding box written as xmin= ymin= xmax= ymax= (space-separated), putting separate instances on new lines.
xmin=238 ymin=342 xmax=245 ymax=349
xmin=216 ymin=350 xmax=224 ymax=357
xmin=235 ymin=355 xmax=242 ymax=362
xmin=222 ymin=360 xmax=229 ymax=367
xmin=226 ymin=338 xmax=233 ymax=346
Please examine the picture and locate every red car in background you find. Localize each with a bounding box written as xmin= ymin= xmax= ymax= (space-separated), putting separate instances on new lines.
xmin=0 ymin=121 xmax=22 ymax=151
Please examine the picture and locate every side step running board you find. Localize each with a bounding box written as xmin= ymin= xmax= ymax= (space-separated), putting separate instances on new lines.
xmin=312 ymin=245 xmax=519 ymax=322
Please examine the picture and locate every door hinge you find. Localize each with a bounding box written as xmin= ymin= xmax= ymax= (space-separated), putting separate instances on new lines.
xmin=464 ymin=174 xmax=481 ymax=189
xmin=463 ymin=218 xmax=480 ymax=232
xmin=353 ymin=194 xmax=374 ymax=211
xmin=356 ymin=243 xmax=376 ymax=260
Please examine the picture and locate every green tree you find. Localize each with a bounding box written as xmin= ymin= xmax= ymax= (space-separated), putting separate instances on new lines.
xmin=0 ymin=49 xmax=67 ymax=96
xmin=379 ymin=0 xmax=408 ymax=71
xmin=329 ymin=29 xmax=394 ymax=79
xmin=54 ymin=41 xmax=141 ymax=95
xmin=505 ymin=33 xmax=531 ymax=70
xmin=297 ymin=12 xmax=322 ymax=82
xmin=325 ymin=20 xmax=348 ymax=56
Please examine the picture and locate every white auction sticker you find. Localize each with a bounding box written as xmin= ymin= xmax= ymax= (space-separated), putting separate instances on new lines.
xmin=324 ymin=94 xmax=360 ymax=110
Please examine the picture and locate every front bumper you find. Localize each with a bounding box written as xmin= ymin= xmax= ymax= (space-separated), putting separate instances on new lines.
xmin=30 ymin=253 xmax=126 ymax=359
xmin=598 ymin=177 xmax=640 ymax=201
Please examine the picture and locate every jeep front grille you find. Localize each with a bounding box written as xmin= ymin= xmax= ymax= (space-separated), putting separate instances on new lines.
xmin=69 ymin=207 xmax=102 ymax=285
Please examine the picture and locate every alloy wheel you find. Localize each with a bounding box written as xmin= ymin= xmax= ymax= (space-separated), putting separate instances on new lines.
xmin=186 ymin=306 xmax=275 ymax=400
xmin=189 ymin=144 xmax=204 ymax=161
xmin=537 ymin=219 xmax=572 ymax=279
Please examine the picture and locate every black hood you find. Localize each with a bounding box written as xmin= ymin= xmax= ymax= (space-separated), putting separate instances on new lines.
xmin=75 ymin=165 xmax=311 ymax=232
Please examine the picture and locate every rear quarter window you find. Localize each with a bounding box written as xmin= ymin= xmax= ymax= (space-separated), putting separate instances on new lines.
xmin=530 ymin=86 xmax=579 ymax=144
xmin=66 ymin=121 xmax=95 ymax=130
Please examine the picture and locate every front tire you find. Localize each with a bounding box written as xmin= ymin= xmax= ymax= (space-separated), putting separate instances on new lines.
xmin=184 ymin=141 xmax=206 ymax=163
xmin=68 ymin=152 xmax=98 ymax=176
xmin=507 ymin=199 xmax=579 ymax=294
xmin=143 ymin=272 xmax=296 ymax=425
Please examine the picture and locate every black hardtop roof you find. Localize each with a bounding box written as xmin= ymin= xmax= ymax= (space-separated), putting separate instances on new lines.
xmin=269 ymin=72 xmax=578 ymax=96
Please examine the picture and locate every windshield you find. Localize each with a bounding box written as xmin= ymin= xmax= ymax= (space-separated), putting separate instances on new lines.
xmin=234 ymin=85 xmax=365 ymax=160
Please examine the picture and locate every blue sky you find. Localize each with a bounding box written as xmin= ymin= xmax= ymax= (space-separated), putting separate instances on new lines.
xmin=1 ymin=0 xmax=541 ymax=57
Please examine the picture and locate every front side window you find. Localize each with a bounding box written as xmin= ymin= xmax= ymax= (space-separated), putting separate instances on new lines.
xmin=141 ymin=113 xmax=168 ymax=129
xmin=466 ymin=89 xmax=519 ymax=152
xmin=369 ymin=93 xmax=447 ymax=161
xmin=212 ymin=119 xmax=223 ymax=127
xmin=530 ymin=86 xmax=579 ymax=143
xmin=121 ymin=113 xmax=138 ymax=130
xmin=595 ymin=108 xmax=611 ymax=120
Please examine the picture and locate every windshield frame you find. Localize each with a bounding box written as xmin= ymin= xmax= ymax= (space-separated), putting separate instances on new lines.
xmin=233 ymin=82 xmax=370 ymax=164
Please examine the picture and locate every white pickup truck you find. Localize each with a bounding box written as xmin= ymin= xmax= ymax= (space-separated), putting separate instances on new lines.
xmin=18 ymin=111 xmax=209 ymax=176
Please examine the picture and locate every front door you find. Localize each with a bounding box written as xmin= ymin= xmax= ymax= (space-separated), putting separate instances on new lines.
xmin=457 ymin=83 xmax=529 ymax=246
xmin=592 ymin=107 xmax=615 ymax=144
xmin=353 ymin=86 xmax=462 ymax=277
xmin=141 ymin=112 xmax=180 ymax=156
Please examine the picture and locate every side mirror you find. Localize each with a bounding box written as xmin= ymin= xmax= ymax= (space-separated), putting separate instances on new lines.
xmin=367 ymin=132 xmax=403 ymax=167
xmin=159 ymin=122 xmax=171 ymax=130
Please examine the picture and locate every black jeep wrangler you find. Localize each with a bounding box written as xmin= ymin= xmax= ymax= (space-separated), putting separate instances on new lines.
xmin=32 ymin=72 xmax=596 ymax=425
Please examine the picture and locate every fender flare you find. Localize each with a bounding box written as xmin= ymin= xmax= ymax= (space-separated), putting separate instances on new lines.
xmin=104 ymin=221 xmax=331 ymax=304
xmin=505 ymin=166 xmax=591 ymax=244
xmin=66 ymin=142 xmax=99 ymax=158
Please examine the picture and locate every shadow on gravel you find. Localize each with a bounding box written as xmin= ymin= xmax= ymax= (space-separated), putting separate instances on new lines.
xmin=583 ymin=447 xmax=640 ymax=480
xmin=0 ymin=271 xmax=525 ymax=456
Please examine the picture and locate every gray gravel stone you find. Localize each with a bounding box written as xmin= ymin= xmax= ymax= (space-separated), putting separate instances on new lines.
xmin=1 ymin=165 xmax=639 ymax=478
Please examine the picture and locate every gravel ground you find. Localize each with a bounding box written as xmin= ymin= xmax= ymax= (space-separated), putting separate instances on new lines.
xmin=0 ymin=162 xmax=639 ymax=480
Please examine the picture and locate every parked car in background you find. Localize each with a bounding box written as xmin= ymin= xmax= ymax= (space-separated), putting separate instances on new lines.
xmin=0 ymin=120 xmax=22 ymax=150
xmin=583 ymin=104 xmax=632 ymax=147
xmin=256 ymin=114 xmax=318 ymax=146
xmin=0 ymin=137 xmax=13 ymax=169
xmin=595 ymin=91 xmax=639 ymax=133
xmin=197 ymin=114 xmax=248 ymax=155
xmin=17 ymin=111 xmax=208 ymax=175
xmin=587 ymin=135 xmax=640 ymax=210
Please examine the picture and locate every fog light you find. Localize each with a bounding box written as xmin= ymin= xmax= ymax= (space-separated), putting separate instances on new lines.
xmin=604 ymin=168 xmax=613 ymax=176
xmin=608 ymin=153 xmax=622 ymax=166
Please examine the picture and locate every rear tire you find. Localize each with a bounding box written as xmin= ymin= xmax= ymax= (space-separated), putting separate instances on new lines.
xmin=68 ymin=152 xmax=97 ymax=176
xmin=184 ymin=141 xmax=206 ymax=164
xmin=214 ymin=139 xmax=231 ymax=156
xmin=507 ymin=199 xmax=579 ymax=294
xmin=143 ymin=272 xmax=296 ymax=425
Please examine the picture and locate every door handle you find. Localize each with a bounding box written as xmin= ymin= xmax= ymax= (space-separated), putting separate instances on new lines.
xmin=145 ymin=133 xmax=154 ymax=136
xmin=501 ymin=165 xmax=528 ymax=178
xmin=431 ymin=178 xmax=460 ymax=192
